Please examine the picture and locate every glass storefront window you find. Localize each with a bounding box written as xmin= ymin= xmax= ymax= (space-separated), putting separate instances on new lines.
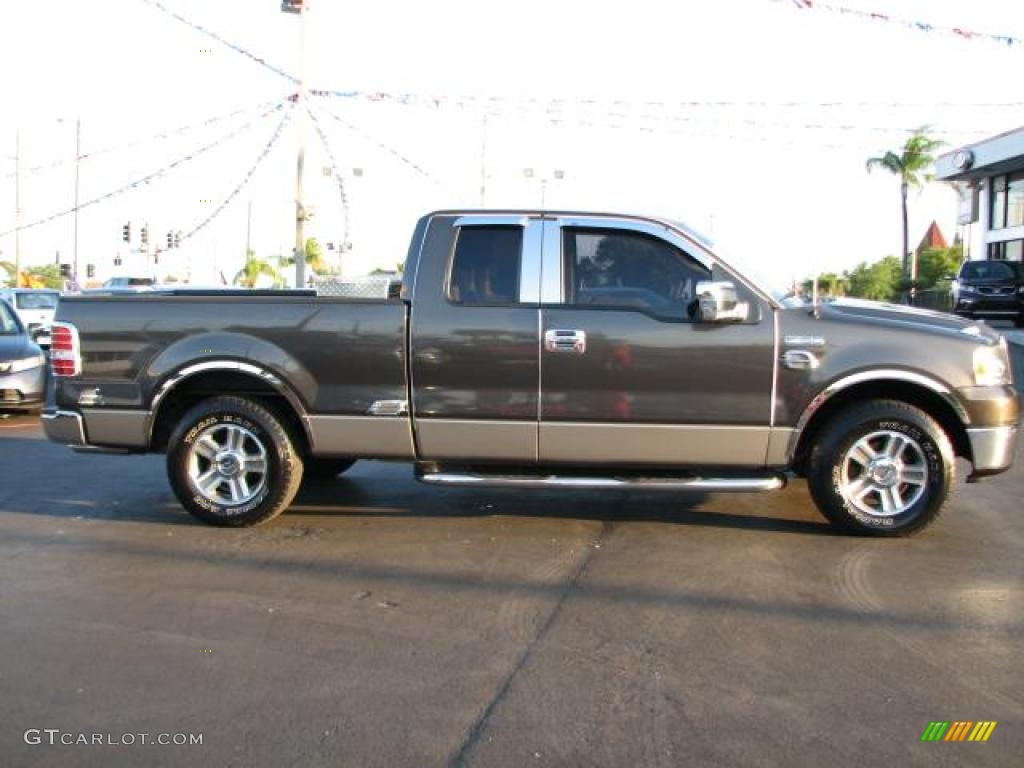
xmin=987 ymin=239 xmax=1023 ymax=261
xmin=990 ymin=175 xmax=1007 ymax=230
xmin=1007 ymin=172 xmax=1024 ymax=229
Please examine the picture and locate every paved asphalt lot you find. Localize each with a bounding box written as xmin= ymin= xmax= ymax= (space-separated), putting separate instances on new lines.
xmin=1 ymin=338 xmax=1022 ymax=767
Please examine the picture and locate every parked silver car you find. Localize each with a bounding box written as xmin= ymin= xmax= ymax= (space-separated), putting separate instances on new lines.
xmin=0 ymin=299 xmax=46 ymax=412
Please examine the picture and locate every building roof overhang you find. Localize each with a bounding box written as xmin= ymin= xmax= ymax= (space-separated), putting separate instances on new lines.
xmin=935 ymin=125 xmax=1024 ymax=182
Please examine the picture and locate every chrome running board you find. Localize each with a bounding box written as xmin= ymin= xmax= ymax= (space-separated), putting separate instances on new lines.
xmin=416 ymin=471 xmax=786 ymax=493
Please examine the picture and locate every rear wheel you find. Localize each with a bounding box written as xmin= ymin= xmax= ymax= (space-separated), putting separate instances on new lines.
xmin=166 ymin=396 xmax=304 ymax=527
xmin=807 ymin=400 xmax=954 ymax=536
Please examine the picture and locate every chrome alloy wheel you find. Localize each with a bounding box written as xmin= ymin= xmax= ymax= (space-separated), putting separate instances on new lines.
xmin=839 ymin=429 xmax=929 ymax=517
xmin=186 ymin=423 xmax=269 ymax=506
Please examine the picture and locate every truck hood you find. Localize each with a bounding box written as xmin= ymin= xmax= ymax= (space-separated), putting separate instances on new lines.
xmin=803 ymin=298 xmax=1002 ymax=344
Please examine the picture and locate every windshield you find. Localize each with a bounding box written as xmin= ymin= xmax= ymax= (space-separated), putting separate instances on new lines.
xmin=961 ymin=261 xmax=1022 ymax=280
xmin=15 ymin=292 xmax=59 ymax=310
xmin=0 ymin=302 xmax=22 ymax=334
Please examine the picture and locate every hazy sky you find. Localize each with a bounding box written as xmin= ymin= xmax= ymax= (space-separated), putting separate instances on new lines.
xmin=2 ymin=0 xmax=1023 ymax=287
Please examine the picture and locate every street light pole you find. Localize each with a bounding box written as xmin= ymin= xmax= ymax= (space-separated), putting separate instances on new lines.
xmin=293 ymin=1 xmax=309 ymax=288
xmin=14 ymin=129 xmax=21 ymax=283
xmin=73 ymin=117 xmax=81 ymax=283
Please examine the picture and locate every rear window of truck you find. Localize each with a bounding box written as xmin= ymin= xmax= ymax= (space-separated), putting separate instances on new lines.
xmin=448 ymin=226 xmax=522 ymax=306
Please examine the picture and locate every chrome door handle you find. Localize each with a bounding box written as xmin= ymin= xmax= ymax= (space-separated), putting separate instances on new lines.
xmin=544 ymin=329 xmax=587 ymax=354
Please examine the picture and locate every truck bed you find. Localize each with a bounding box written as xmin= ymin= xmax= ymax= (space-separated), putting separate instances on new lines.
xmin=53 ymin=293 xmax=409 ymax=417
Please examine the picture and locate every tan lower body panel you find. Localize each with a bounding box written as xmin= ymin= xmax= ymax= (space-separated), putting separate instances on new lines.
xmin=539 ymin=422 xmax=771 ymax=466
xmin=765 ymin=427 xmax=796 ymax=467
xmin=415 ymin=419 xmax=537 ymax=462
xmin=81 ymin=408 xmax=149 ymax=448
xmin=306 ymin=415 xmax=415 ymax=459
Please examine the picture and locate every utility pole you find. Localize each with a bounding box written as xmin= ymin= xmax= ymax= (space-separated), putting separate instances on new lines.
xmin=73 ymin=118 xmax=81 ymax=283
xmin=14 ymin=129 xmax=21 ymax=283
xmin=292 ymin=1 xmax=309 ymax=288
xmin=479 ymin=114 xmax=488 ymax=207
xmin=245 ymin=199 xmax=252 ymax=259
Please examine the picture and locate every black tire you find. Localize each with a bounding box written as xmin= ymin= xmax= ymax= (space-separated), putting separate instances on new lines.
xmin=807 ymin=400 xmax=954 ymax=537
xmin=166 ymin=396 xmax=304 ymax=527
xmin=303 ymin=458 xmax=357 ymax=482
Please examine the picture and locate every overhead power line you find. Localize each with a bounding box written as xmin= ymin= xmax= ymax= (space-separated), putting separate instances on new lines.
xmin=180 ymin=106 xmax=294 ymax=243
xmin=0 ymin=102 xmax=288 ymax=238
xmin=311 ymin=97 xmax=454 ymax=193
xmin=772 ymin=0 xmax=1024 ymax=49
xmin=305 ymin=105 xmax=351 ymax=248
xmin=137 ymin=0 xmax=297 ymax=83
xmin=0 ymin=100 xmax=284 ymax=181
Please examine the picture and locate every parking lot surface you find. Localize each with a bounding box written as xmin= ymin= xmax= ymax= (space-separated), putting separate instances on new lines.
xmin=1 ymin=405 xmax=1022 ymax=767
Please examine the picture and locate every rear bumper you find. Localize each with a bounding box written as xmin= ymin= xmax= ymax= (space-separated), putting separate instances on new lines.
xmin=41 ymin=409 xmax=86 ymax=446
xmin=967 ymin=425 xmax=1019 ymax=478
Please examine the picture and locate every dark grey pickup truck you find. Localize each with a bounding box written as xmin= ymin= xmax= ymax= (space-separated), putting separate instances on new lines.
xmin=43 ymin=211 xmax=1019 ymax=535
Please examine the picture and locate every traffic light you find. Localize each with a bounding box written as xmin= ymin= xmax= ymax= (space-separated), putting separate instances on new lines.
xmin=141 ymin=225 xmax=149 ymax=246
xmin=114 ymin=255 xmax=122 ymax=266
xmin=173 ymin=231 xmax=182 ymax=249
xmin=122 ymin=222 xmax=131 ymax=242
xmin=166 ymin=231 xmax=173 ymax=249
xmin=59 ymin=263 xmax=71 ymax=278
xmin=86 ymin=264 xmax=95 ymax=278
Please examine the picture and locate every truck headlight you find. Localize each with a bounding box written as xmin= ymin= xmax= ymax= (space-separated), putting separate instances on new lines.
xmin=7 ymin=352 xmax=46 ymax=373
xmin=973 ymin=343 xmax=1010 ymax=386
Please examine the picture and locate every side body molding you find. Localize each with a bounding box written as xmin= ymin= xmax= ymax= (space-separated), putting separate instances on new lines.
xmin=784 ymin=368 xmax=971 ymax=462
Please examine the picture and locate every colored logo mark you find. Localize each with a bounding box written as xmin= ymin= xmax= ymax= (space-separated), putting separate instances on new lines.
xmin=920 ymin=721 xmax=997 ymax=742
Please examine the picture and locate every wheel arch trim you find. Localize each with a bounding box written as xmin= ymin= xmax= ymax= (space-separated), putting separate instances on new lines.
xmin=147 ymin=360 xmax=312 ymax=447
xmin=786 ymin=369 xmax=969 ymax=462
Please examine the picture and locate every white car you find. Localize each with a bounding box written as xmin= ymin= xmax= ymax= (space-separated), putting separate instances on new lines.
xmin=0 ymin=288 xmax=60 ymax=347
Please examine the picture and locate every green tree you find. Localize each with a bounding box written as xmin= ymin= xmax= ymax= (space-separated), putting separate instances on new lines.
xmin=233 ymin=256 xmax=281 ymax=288
xmin=866 ymin=127 xmax=944 ymax=302
xmin=845 ymin=256 xmax=902 ymax=302
xmin=0 ymin=260 xmax=15 ymax=287
xmin=916 ymin=245 xmax=963 ymax=290
xmin=25 ymin=264 xmax=64 ymax=289
xmin=304 ymin=237 xmax=328 ymax=275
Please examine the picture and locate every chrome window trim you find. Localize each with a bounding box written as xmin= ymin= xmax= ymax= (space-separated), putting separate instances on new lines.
xmin=785 ymin=369 xmax=971 ymax=461
xmin=453 ymin=215 xmax=530 ymax=228
xmin=554 ymin=215 xmax=714 ymax=273
xmin=540 ymin=218 xmax=564 ymax=304
xmin=520 ymin=219 xmax=544 ymax=304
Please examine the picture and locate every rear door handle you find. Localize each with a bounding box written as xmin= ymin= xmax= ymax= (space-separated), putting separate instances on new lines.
xmin=544 ymin=329 xmax=587 ymax=354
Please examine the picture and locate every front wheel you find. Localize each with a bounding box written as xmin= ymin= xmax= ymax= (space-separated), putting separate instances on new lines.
xmin=166 ymin=396 xmax=304 ymax=527
xmin=807 ymin=400 xmax=954 ymax=536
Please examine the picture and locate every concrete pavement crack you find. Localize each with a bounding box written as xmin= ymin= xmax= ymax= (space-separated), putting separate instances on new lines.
xmin=449 ymin=518 xmax=615 ymax=767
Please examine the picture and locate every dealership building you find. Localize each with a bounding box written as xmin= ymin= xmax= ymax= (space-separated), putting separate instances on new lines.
xmin=935 ymin=126 xmax=1024 ymax=264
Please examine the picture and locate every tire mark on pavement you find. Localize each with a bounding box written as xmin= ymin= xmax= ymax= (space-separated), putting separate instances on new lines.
xmin=449 ymin=519 xmax=614 ymax=767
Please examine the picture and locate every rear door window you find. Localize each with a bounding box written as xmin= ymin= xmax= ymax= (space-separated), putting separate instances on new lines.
xmin=448 ymin=226 xmax=522 ymax=305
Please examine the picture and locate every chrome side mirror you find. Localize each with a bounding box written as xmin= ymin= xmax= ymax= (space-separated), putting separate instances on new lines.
xmin=696 ymin=281 xmax=749 ymax=323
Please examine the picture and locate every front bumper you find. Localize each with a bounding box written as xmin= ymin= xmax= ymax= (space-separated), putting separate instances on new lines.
xmin=41 ymin=409 xmax=86 ymax=446
xmin=967 ymin=425 xmax=1019 ymax=478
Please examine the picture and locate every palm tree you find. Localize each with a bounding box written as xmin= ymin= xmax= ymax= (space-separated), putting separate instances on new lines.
xmin=233 ymin=255 xmax=281 ymax=288
xmin=866 ymin=127 xmax=944 ymax=302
